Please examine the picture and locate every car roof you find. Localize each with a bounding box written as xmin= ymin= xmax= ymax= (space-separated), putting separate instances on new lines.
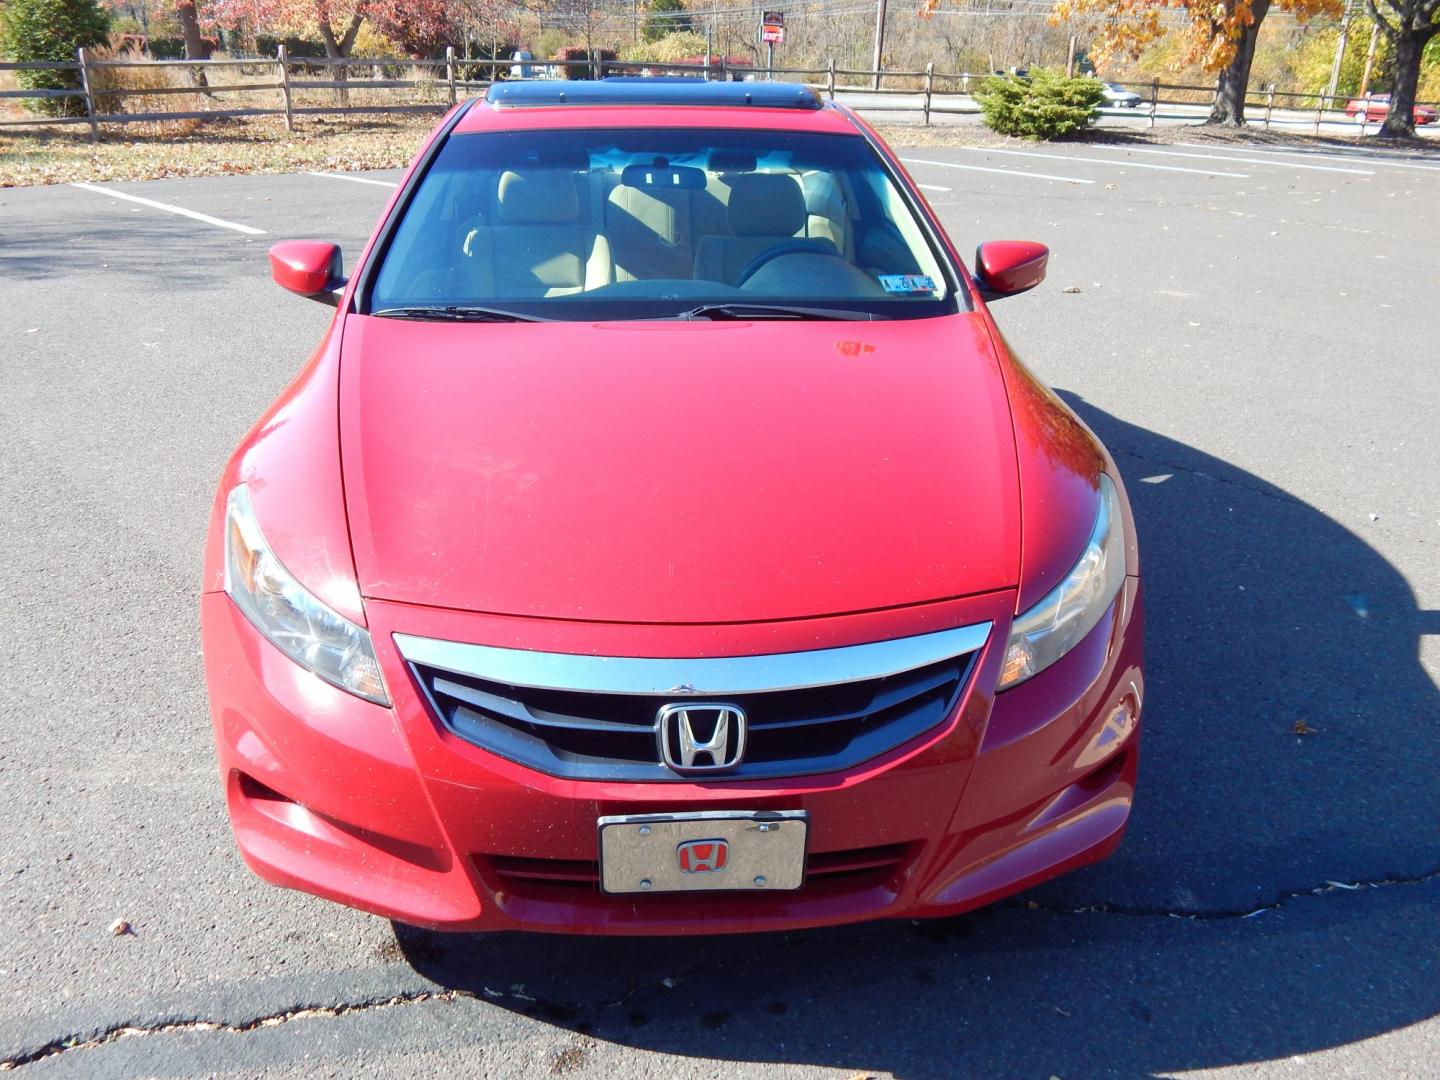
xmin=453 ymin=79 xmax=861 ymax=135
xmin=487 ymin=79 xmax=824 ymax=110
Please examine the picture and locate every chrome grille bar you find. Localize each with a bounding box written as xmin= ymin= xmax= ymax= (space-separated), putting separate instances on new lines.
xmin=393 ymin=623 xmax=992 ymax=696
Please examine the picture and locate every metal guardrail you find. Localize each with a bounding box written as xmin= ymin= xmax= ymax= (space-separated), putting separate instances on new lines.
xmin=3 ymin=51 xmax=1436 ymax=141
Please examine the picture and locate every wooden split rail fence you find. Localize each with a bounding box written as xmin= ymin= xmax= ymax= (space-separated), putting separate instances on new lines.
xmin=2 ymin=51 xmax=1436 ymax=140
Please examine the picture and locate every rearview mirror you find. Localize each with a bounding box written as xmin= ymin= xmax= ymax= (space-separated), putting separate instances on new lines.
xmin=973 ymin=241 xmax=1048 ymax=301
xmin=269 ymin=241 xmax=345 ymax=306
xmin=621 ymin=162 xmax=706 ymax=191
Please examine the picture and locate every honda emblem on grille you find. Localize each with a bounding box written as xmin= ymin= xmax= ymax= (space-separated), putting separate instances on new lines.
xmin=677 ymin=839 xmax=729 ymax=873
xmin=657 ymin=703 xmax=747 ymax=772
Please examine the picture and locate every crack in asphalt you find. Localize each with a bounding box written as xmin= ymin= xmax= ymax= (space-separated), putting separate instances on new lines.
xmin=7 ymin=868 xmax=1436 ymax=1070
xmin=1108 ymin=444 xmax=1307 ymax=507
xmin=0 ymin=992 xmax=479 ymax=1071
xmin=1007 ymin=865 xmax=1440 ymax=921
xmin=0 ymin=969 xmax=665 ymax=1070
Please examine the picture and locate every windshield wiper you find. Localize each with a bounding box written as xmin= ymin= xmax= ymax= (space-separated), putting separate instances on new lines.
xmin=677 ymin=303 xmax=881 ymax=322
xmin=373 ymin=305 xmax=544 ymax=323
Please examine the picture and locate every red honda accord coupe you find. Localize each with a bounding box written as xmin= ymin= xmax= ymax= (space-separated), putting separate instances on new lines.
xmin=201 ymin=80 xmax=1143 ymax=935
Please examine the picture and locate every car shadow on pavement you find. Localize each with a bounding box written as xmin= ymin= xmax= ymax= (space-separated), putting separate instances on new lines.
xmin=393 ymin=394 xmax=1439 ymax=1077
xmin=0 ymin=201 xmax=248 ymax=287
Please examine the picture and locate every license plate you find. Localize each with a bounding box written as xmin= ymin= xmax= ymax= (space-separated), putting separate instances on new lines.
xmin=598 ymin=810 xmax=808 ymax=894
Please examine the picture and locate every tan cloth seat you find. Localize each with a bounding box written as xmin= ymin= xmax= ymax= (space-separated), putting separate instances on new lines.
xmin=693 ymin=173 xmax=811 ymax=287
xmin=801 ymin=170 xmax=851 ymax=258
xmin=462 ymin=169 xmax=611 ymax=297
xmin=605 ymin=183 xmax=693 ymax=282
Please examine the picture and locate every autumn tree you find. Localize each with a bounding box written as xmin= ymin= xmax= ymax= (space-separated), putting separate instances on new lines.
xmin=367 ymin=0 xmax=455 ymax=55
xmin=451 ymin=0 xmax=520 ymax=61
xmin=173 ymin=1 xmax=208 ymax=58
xmin=1365 ymin=0 xmax=1440 ymax=135
xmin=546 ymin=0 xmax=609 ymax=57
xmin=211 ymin=0 xmax=363 ymax=58
xmin=1050 ymin=0 xmax=1342 ymax=125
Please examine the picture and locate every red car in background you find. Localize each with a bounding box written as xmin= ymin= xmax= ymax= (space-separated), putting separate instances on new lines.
xmin=1345 ymin=93 xmax=1439 ymax=124
xmin=202 ymin=80 xmax=1143 ymax=935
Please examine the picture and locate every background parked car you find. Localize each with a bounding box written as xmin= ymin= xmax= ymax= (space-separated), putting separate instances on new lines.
xmin=1101 ymin=82 xmax=1142 ymax=108
xmin=1345 ymin=93 xmax=1439 ymax=124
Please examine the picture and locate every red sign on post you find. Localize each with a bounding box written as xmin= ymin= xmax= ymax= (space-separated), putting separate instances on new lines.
xmin=761 ymin=10 xmax=784 ymax=44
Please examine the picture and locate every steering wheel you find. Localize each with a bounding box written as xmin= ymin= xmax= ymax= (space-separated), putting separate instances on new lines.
xmin=735 ymin=239 xmax=842 ymax=287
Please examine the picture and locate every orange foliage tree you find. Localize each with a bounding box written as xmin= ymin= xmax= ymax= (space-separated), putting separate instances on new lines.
xmin=1048 ymin=0 xmax=1342 ymax=124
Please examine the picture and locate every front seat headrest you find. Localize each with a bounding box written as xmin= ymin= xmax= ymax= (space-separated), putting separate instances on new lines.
xmin=496 ymin=170 xmax=581 ymax=224
xmin=726 ymin=173 xmax=806 ymax=237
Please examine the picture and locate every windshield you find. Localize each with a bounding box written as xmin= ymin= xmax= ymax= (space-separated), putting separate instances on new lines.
xmin=367 ymin=127 xmax=958 ymax=321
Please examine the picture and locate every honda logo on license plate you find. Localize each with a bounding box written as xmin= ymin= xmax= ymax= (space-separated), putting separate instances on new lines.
xmin=677 ymin=839 xmax=729 ymax=874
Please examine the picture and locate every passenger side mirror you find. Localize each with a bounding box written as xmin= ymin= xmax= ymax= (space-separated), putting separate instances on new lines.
xmin=269 ymin=241 xmax=346 ymax=306
xmin=973 ymin=241 xmax=1048 ymax=301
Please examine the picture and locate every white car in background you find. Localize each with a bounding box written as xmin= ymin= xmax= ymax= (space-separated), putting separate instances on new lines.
xmin=1101 ymin=82 xmax=1142 ymax=108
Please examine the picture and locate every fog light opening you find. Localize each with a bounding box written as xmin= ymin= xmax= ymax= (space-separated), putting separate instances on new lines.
xmin=1077 ymin=747 xmax=1128 ymax=797
xmin=237 ymin=771 xmax=295 ymax=805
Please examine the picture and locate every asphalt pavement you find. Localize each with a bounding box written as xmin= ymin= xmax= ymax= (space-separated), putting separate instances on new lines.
xmin=1 ymin=134 xmax=1438 ymax=1078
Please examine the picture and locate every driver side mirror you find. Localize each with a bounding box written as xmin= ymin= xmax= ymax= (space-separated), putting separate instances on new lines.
xmin=973 ymin=241 xmax=1048 ymax=301
xmin=269 ymin=241 xmax=346 ymax=306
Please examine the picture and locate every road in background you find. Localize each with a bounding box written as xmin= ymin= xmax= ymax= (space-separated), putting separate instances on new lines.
xmin=834 ymin=88 xmax=1440 ymax=138
xmin=2 ymin=138 xmax=1438 ymax=1077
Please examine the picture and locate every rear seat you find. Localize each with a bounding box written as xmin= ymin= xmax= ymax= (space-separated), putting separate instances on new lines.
xmin=602 ymin=170 xmax=730 ymax=283
xmin=604 ymin=183 xmax=695 ymax=282
xmin=693 ymin=173 xmax=827 ymax=287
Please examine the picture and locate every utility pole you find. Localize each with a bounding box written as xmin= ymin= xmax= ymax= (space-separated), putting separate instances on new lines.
xmin=632 ymin=0 xmax=638 ymax=44
xmin=1066 ymin=33 xmax=1077 ymax=78
xmin=1325 ymin=0 xmax=1352 ymax=102
xmin=871 ymin=0 xmax=888 ymax=90
xmin=1358 ymin=20 xmax=1381 ymax=96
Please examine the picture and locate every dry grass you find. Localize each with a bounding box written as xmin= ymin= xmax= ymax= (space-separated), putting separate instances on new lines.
xmin=0 ymin=114 xmax=438 ymax=187
xmin=0 ymin=53 xmax=455 ymax=187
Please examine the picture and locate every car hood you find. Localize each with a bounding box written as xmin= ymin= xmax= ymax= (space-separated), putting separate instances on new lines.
xmin=339 ymin=313 xmax=1019 ymax=624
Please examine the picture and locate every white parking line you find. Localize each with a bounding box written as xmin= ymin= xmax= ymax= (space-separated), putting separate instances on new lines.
xmin=69 ymin=182 xmax=266 ymax=235
xmin=943 ymin=146 xmax=1251 ymax=178
xmin=1176 ymin=143 xmax=1440 ymax=173
xmin=916 ymin=183 xmax=953 ymax=192
xmin=903 ymin=157 xmax=1095 ymax=185
xmin=1084 ymin=144 xmax=1374 ymax=175
xmin=305 ymin=171 xmax=400 ymax=188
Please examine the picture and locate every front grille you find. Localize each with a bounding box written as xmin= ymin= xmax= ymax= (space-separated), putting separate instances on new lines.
xmin=406 ymin=629 xmax=983 ymax=782
xmin=804 ymin=842 xmax=911 ymax=882
xmin=481 ymin=842 xmax=913 ymax=894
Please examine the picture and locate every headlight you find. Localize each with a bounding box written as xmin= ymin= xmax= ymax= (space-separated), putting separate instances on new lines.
xmin=998 ymin=474 xmax=1126 ymax=690
xmin=223 ymin=484 xmax=389 ymax=706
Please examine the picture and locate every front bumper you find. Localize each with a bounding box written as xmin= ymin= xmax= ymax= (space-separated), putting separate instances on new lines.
xmin=201 ymin=580 xmax=1142 ymax=935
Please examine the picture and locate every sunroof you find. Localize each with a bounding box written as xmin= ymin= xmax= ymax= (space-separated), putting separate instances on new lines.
xmin=485 ymin=78 xmax=825 ymax=111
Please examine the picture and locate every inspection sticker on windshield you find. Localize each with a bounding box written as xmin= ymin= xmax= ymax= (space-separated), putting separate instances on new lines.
xmin=878 ymin=274 xmax=936 ymax=294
